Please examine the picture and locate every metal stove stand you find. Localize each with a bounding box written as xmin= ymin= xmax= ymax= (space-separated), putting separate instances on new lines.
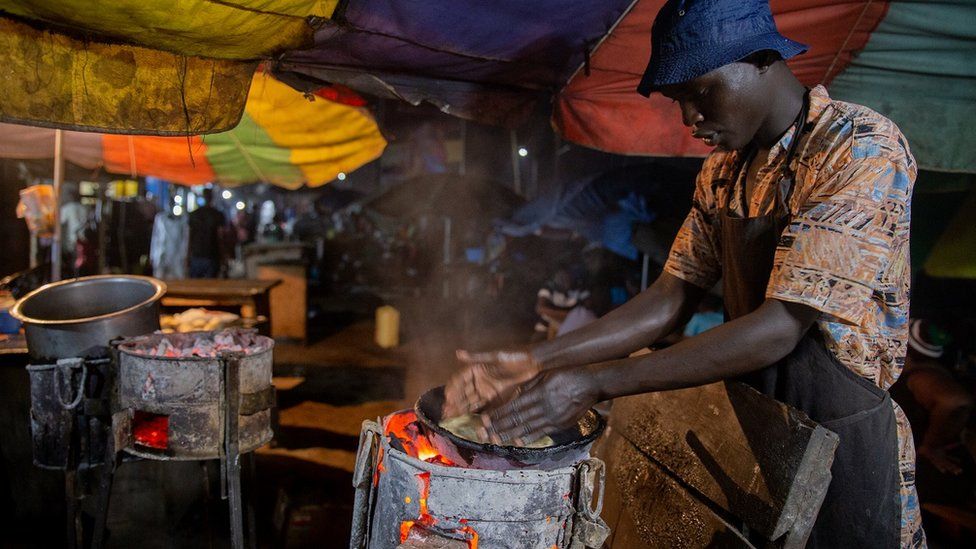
xmin=26 ymin=352 xmax=263 ymax=549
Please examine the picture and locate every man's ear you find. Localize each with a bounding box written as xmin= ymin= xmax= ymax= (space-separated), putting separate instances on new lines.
xmin=745 ymin=50 xmax=779 ymax=74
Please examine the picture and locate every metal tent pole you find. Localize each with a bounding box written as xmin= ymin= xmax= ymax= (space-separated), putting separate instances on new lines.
xmin=52 ymin=129 xmax=64 ymax=281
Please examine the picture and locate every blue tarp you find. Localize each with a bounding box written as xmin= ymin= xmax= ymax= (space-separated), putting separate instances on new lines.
xmin=497 ymin=162 xmax=696 ymax=259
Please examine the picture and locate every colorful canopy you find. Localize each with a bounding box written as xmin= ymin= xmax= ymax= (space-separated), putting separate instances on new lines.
xmin=0 ymin=73 xmax=387 ymax=189
xmin=827 ymin=2 xmax=976 ymax=174
xmin=1 ymin=0 xmax=973 ymax=173
xmin=274 ymin=0 xmax=975 ymax=174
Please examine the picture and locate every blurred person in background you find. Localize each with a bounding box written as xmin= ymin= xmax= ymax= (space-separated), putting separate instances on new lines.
xmin=903 ymin=319 xmax=973 ymax=475
xmin=188 ymin=187 xmax=226 ymax=278
xmin=533 ymin=266 xmax=590 ymax=341
xmin=59 ymin=182 xmax=89 ymax=277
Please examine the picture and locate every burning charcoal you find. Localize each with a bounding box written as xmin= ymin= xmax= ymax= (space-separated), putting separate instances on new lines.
xmin=123 ymin=328 xmax=270 ymax=358
xmin=191 ymin=338 xmax=216 ymax=357
xmin=214 ymin=330 xmax=235 ymax=348
xmin=153 ymin=338 xmax=176 ymax=358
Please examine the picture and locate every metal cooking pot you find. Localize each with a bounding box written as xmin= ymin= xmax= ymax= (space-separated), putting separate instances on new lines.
xmin=10 ymin=275 xmax=166 ymax=361
xmin=414 ymin=385 xmax=605 ymax=470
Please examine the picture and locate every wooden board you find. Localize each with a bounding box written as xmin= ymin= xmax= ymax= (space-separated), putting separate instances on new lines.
xmin=161 ymin=278 xmax=280 ymax=299
xmin=597 ymin=381 xmax=838 ymax=547
xmin=257 ymin=265 xmax=306 ymax=341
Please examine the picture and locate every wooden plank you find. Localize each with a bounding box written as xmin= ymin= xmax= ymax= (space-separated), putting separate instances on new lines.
xmin=162 ymin=278 xmax=281 ymax=298
xmin=597 ymin=433 xmax=754 ymax=549
xmin=258 ymin=265 xmax=306 ymax=341
xmin=0 ymin=333 xmax=28 ymax=354
xmin=608 ymin=381 xmax=838 ymax=544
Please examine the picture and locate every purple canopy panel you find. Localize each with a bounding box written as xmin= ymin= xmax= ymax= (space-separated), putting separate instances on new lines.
xmin=275 ymin=64 xmax=543 ymax=126
xmin=279 ymin=0 xmax=635 ymax=124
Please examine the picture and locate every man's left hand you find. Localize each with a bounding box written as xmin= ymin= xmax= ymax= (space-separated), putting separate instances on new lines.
xmin=481 ymin=366 xmax=597 ymax=446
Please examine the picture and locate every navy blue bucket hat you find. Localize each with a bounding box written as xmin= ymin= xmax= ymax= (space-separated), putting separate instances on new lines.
xmin=637 ymin=0 xmax=807 ymax=96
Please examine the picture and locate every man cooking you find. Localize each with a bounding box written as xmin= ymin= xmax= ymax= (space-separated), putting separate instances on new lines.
xmin=443 ymin=0 xmax=923 ymax=546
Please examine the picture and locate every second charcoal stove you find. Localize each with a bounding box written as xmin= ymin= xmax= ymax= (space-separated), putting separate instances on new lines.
xmin=350 ymin=387 xmax=610 ymax=549
xmin=113 ymin=329 xmax=275 ymax=459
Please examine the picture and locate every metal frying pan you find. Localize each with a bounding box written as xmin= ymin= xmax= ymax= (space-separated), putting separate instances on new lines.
xmin=413 ymin=385 xmax=605 ymax=470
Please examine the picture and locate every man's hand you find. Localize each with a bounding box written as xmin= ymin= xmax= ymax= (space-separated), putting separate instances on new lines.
xmin=442 ymin=349 xmax=541 ymax=418
xmin=481 ymin=366 xmax=598 ymax=446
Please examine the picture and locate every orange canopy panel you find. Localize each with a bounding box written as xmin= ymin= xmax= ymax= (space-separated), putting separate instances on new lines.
xmin=102 ymin=136 xmax=217 ymax=184
xmin=553 ymin=0 xmax=889 ymax=157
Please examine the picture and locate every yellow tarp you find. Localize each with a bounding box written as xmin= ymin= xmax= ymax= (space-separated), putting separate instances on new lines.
xmin=228 ymin=0 xmax=339 ymax=18
xmin=924 ymin=189 xmax=976 ymax=279
xmin=0 ymin=17 xmax=256 ymax=134
xmin=0 ymin=0 xmax=321 ymax=59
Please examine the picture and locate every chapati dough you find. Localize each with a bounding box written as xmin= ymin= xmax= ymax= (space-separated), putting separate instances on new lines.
xmin=439 ymin=414 xmax=555 ymax=448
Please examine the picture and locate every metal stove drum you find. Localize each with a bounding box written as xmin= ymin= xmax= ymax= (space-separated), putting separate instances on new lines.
xmin=11 ymin=275 xmax=275 ymax=549
xmin=351 ymin=386 xmax=610 ymax=549
xmin=114 ymin=331 xmax=275 ymax=460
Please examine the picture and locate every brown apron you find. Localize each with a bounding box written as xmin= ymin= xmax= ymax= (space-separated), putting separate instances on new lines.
xmin=720 ymin=95 xmax=902 ymax=547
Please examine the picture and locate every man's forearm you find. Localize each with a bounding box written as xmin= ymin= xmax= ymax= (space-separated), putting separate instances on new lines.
xmin=532 ymin=272 xmax=703 ymax=369
xmin=582 ymin=299 xmax=818 ymax=401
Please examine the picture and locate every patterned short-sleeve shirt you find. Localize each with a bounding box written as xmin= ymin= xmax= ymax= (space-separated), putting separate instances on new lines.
xmin=664 ymin=85 xmax=924 ymax=547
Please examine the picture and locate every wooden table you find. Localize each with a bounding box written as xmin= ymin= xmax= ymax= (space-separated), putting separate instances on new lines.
xmin=0 ymin=333 xmax=27 ymax=355
xmin=161 ymin=279 xmax=282 ymax=335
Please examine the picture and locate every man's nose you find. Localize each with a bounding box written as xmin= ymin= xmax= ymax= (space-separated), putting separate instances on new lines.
xmin=680 ymin=102 xmax=704 ymax=127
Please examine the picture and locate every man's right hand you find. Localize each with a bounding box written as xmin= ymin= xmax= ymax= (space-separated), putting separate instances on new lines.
xmin=442 ymin=349 xmax=542 ymax=418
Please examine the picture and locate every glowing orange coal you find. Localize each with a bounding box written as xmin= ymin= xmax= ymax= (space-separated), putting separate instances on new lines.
xmin=383 ymin=411 xmax=456 ymax=467
xmin=385 ymin=411 xmax=478 ymax=548
xmin=399 ymin=472 xmax=438 ymax=543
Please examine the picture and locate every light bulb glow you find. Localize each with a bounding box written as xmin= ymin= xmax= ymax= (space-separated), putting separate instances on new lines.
xmin=337 ymin=172 xmax=347 ymax=181
xmin=235 ymin=201 xmax=246 ymax=211
xmin=221 ymin=190 xmax=232 ymax=200
xmin=174 ymin=195 xmax=183 ymax=204
xmin=517 ymin=147 xmax=528 ymax=157
xmin=172 ymin=205 xmax=183 ymax=216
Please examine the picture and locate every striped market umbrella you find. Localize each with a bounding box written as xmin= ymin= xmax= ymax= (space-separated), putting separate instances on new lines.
xmin=0 ymin=72 xmax=387 ymax=189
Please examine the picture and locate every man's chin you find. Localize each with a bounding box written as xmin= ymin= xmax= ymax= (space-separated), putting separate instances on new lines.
xmin=717 ymin=138 xmax=748 ymax=152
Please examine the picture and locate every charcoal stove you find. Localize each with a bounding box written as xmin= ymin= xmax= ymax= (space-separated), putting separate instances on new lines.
xmin=113 ymin=330 xmax=275 ymax=460
xmin=104 ymin=328 xmax=275 ymax=549
xmin=350 ymin=387 xmax=610 ymax=549
xmin=14 ymin=276 xmax=275 ymax=549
